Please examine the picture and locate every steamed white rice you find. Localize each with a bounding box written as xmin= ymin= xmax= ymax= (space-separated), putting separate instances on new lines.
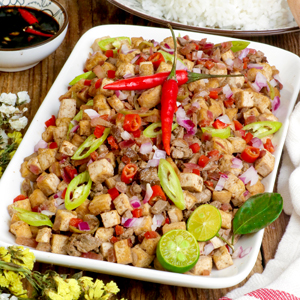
xmin=138 ymin=0 xmax=297 ymax=30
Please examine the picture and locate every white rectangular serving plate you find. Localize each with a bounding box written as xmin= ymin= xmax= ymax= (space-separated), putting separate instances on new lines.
xmin=0 ymin=25 xmax=300 ymax=289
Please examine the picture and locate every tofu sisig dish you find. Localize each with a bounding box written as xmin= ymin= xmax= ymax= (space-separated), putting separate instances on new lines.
xmin=9 ymin=33 xmax=282 ymax=276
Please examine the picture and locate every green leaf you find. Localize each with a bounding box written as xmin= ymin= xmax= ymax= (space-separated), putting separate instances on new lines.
xmin=231 ymin=41 xmax=251 ymax=53
xmin=233 ymin=193 xmax=283 ymax=235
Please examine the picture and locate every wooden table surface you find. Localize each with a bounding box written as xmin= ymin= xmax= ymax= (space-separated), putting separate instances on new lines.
xmin=0 ymin=0 xmax=299 ymax=299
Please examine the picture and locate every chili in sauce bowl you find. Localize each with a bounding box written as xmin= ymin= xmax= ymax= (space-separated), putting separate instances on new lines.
xmin=0 ymin=0 xmax=68 ymax=72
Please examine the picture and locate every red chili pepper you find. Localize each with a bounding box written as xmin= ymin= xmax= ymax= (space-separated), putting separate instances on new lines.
xmin=132 ymin=208 xmax=143 ymax=218
xmin=121 ymin=163 xmax=138 ymax=184
xmin=198 ymin=155 xmax=210 ymax=168
xmin=18 ymin=8 xmax=39 ymax=25
xmin=241 ymin=146 xmax=260 ymax=163
xmin=108 ymin=187 xmax=120 ymax=200
xmin=234 ymin=120 xmax=244 ymax=130
xmin=144 ymin=231 xmax=158 ymax=239
xmin=192 ymin=169 xmax=200 ymax=176
xmin=148 ymin=52 xmax=165 ymax=69
xmin=49 ymin=142 xmax=58 ymax=149
xmin=13 ymin=194 xmax=27 ymax=203
xmin=69 ymin=218 xmax=83 ymax=228
xmin=243 ymin=132 xmax=253 ymax=144
xmin=45 ymin=115 xmax=56 ymax=127
xmin=264 ymin=138 xmax=275 ymax=153
xmin=164 ymin=217 xmax=170 ymax=224
xmin=189 ymin=143 xmax=201 ymax=153
xmin=123 ymin=114 xmax=141 ymax=132
xmin=110 ymin=236 xmax=120 ymax=244
xmin=95 ymin=78 xmax=102 ymax=89
xmin=209 ymin=90 xmax=219 ymax=99
xmin=65 ymin=165 xmax=78 ymax=180
xmin=150 ymin=185 xmax=167 ymax=201
xmin=105 ymin=50 xmax=114 ymax=58
xmin=84 ymin=79 xmax=92 ymax=86
xmin=121 ymin=155 xmax=131 ymax=164
xmin=32 ymin=206 xmax=40 ymax=212
xmin=224 ymin=97 xmax=235 ymax=108
xmin=90 ymin=151 xmax=98 ymax=161
xmin=24 ymin=27 xmax=53 ymax=38
xmin=115 ymin=225 xmax=124 ymax=235
xmin=61 ymin=188 xmax=67 ymax=199
xmin=94 ymin=125 xmax=105 ymax=138
xmin=107 ymin=136 xmax=118 ymax=150
xmin=107 ymin=70 xmax=116 ymax=79
xmin=212 ymin=119 xmax=228 ymax=129
xmin=135 ymin=57 xmax=146 ymax=65
xmin=131 ymin=129 xmax=141 ymax=138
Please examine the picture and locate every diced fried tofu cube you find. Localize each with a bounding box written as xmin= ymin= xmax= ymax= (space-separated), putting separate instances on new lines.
xmin=58 ymin=98 xmax=76 ymax=119
xmin=243 ymin=107 xmax=260 ymax=120
xmin=212 ymin=190 xmax=232 ymax=203
xmin=36 ymin=227 xmax=52 ymax=243
xmin=226 ymin=108 xmax=238 ymax=121
xmin=11 ymin=213 xmax=20 ymax=224
xmin=20 ymin=161 xmax=38 ymax=182
xmin=235 ymin=90 xmax=254 ymax=108
xmin=75 ymin=199 xmax=90 ymax=219
xmin=49 ymin=162 xmax=62 ymax=179
xmin=138 ymin=85 xmax=162 ymax=109
xmin=41 ymin=198 xmax=57 ymax=213
xmin=168 ymin=205 xmax=183 ymax=223
xmin=219 ymin=154 xmax=241 ymax=177
xmin=212 ymin=245 xmax=233 ymax=270
xmin=209 ymin=99 xmax=223 ymax=119
xmin=221 ymin=50 xmax=235 ymax=61
xmin=259 ymin=112 xmax=278 ymax=122
xmin=8 ymin=198 xmax=31 ymax=217
xmin=247 ymin=63 xmax=273 ymax=82
xmin=113 ymin=193 xmax=133 ymax=215
xmin=42 ymin=126 xmax=55 ymax=143
xmin=140 ymin=203 xmax=151 ymax=217
xmin=114 ymin=239 xmax=133 ymax=265
xmin=53 ymin=126 xmax=68 ymax=147
xmin=78 ymin=119 xmax=91 ymax=136
xmin=36 ymin=242 xmax=51 ymax=252
xmin=162 ymin=222 xmax=186 ymax=235
xmin=59 ymin=141 xmax=78 ymax=157
xmin=105 ymin=175 xmax=118 ymax=189
xmin=51 ymin=234 xmax=69 ymax=254
xmin=56 ymin=118 xmax=71 ymax=127
xmin=224 ymin=71 xmax=245 ymax=88
xmin=156 ymin=61 xmax=172 ymax=73
xmin=183 ymin=190 xmax=197 ymax=210
xmin=254 ymin=150 xmax=275 ymax=177
xmin=210 ymin=236 xmax=225 ymax=249
xmin=189 ymin=256 xmax=212 ymax=276
xmin=212 ymin=137 xmax=234 ymax=155
xmin=139 ymin=61 xmax=154 ymax=76
xmin=105 ymin=152 xmax=116 ymax=168
xmin=231 ymin=193 xmax=247 ymax=207
xmin=37 ymin=149 xmax=57 ymax=171
xmin=89 ymin=194 xmax=112 ymax=215
xmin=180 ymin=173 xmax=203 ymax=193
xmin=37 ymin=173 xmax=60 ymax=196
xmin=182 ymin=59 xmax=194 ymax=71
xmin=52 ymin=209 xmax=77 ymax=231
xmin=10 ymin=221 xmax=32 ymax=238
xmin=134 ymin=215 xmax=153 ymax=235
xmin=88 ymin=159 xmax=114 ymax=183
xmin=27 ymin=156 xmax=43 ymax=175
xmin=252 ymin=92 xmax=271 ymax=113
xmin=116 ymin=62 xmax=135 ymax=78
xmin=118 ymin=49 xmax=140 ymax=65
xmin=29 ymin=189 xmax=47 ymax=208
xmin=30 ymin=226 xmax=39 ymax=238
xmin=93 ymin=94 xmax=110 ymax=111
xmin=132 ymin=245 xmax=155 ymax=267
xmin=140 ymin=233 xmax=161 ymax=255
xmin=101 ymin=210 xmax=120 ymax=228
xmin=223 ymin=172 xmax=245 ymax=198
xmin=188 ymin=79 xmax=206 ymax=92
xmin=227 ymin=137 xmax=246 ymax=153
xmin=98 ymin=78 xmax=114 ymax=97
xmin=107 ymin=94 xmax=125 ymax=112
xmin=153 ymin=257 xmax=166 ymax=271
xmin=100 ymin=242 xmax=114 ymax=259
xmin=131 ymin=37 xmax=144 ymax=47
xmin=71 ymin=133 xmax=85 ymax=148
xmin=85 ymin=52 xmax=107 ymax=70
xmin=95 ymin=227 xmax=114 ymax=242
xmin=209 ymin=64 xmax=227 ymax=83
xmin=219 ymin=210 xmax=232 ymax=229
xmin=246 ymin=179 xmax=265 ymax=195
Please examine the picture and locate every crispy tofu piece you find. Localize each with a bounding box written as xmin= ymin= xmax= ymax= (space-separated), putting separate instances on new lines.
xmin=113 ymin=193 xmax=133 ymax=215
xmin=88 ymin=159 xmax=114 ymax=183
xmin=254 ymin=150 xmax=275 ymax=177
xmin=36 ymin=242 xmax=51 ymax=252
xmin=105 ymin=175 xmax=118 ymax=189
xmin=247 ymin=63 xmax=273 ymax=82
xmin=134 ymin=216 xmax=153 ymax=235
xmin=51 ymin=234 xmax=69 ymax=254
xmin=139 ymin=61 xmax=154 ymax=76
xmin=259 ymin=112 xmax=278 ymax=122
xmin=100 ymin=242 xmax=114 ymax=259
xmin=58 ymin=99 xmax=76 ymax=119
xmin=153 ymin=257 xmax=166 ymax=271
xmin=118 ymin=49 xmax=140 ymax=65
xmin=131 ymin=37 xmax=144 ymax=47
xmin=101 ymin=210 xmax=120 ymax=228
xmin=36 ymin=227 xmax=52 ymax=243
xmin=168 ymin=205 xmax=183 ymax=223
xmin=71 ymin=133 xmax=85 ymax=148
xmin=97 ymin=78 xmax=114 ymax=97
xmin=210 ymin=236 xmax=225 ymax=249
xmin=180 ymin=173 xmax=203 ymax=193
xmin=189 ymin=256 xmax=213 ymax=276
xmin=20 ymin=161 xmax=38 ymax=181
xmin=138 ymin=85 xmax=162 ymax=109
xmin=223 ymin=172 xmax=245 ymax=198
xmin=42 ymin=198 xmax=57 ymax=213
xmin=89 ymin=194 xmax=112 ymax=215
xmin=219 ymin=210 xmax=232 ymax=229
xmin=243 ymin=107 xmax=260 ymax=120
xmin=114 ymin=239 xmax=133 ymax=265
xmin=105 ymin=152 xmax=116 ymax=168
xmin=140 ymin=233 xmax=161 ymax=255
xmin=209 ymin=64 xmax=227 ymax=83
xmin=75 ymin=199 xmax=90 ymax=220
xmin=8 ymin=198 xmax=31 ymax=217
xmin=212 ymin=190 xmax=232 ymax=204
xmin=30 ymin=226 xmax=39 ymax=238
xmin=53 ymin=125 xmax=68 ymax=147
xmin=224 ymin=71 xmax=245 ymax=88
xmin=221 ymin=49 xmax=235 ymax=61
xmin=95 ymin=227 xmax=114 ymax=242
xmin=227 ymin=137 xmax=247 ymax=153
xmin=162 ymin=222 xmax=186 ymax=235
xmin=78 ymin=119 xmax=91 ymax=136
xmin=37 ymin=173 xmax=60 ymax=196
xmin=10 ymin=221 xmax=32 ymax=238
xmin=132 ymin=245 xmax=155 ymax=268
xmin=226 ymin=108 xmax=238 ymax=121
xmin=252 ymin=92 xmax=271 ymax=113
xmin=85 ymin=52 xmax=107 ymax=70
xmin=231 ymin=193 xmax=247 ymax=207
xmin=29 ymin=189 xmax=47 ymax=208
xmin=156 ymin=61 xmax=172 ymax=73
xmin=116 ymin=62 xmax=135 ymax=78
xmin=37 ymin=149 xmax=57 ymax=171
xmin=188 ymin=79 xmax=206 ymax=92
xmin=107 ymin=94 xmax=125 ymax=112
xmin=213 ymin=245 xmax=233 ymax=270
xmin=27 ymin=156 xmax=43 ymax=175
xmin=11 ymin=213 xmax=20 ymax=224
xmin=209 ymin=99 xmax=223 ymax=119
xmin=235 ymin=90 xmax=254 ymax=108
xmin=56 ymin=118 xmax=72 ymax=128
xmin=93 ymin=94 xmax=110 ymax=111
xmin=183 ymin=190 xmax=197 ymax=210
xmin=246 ymin=179 xmax=265 ymax=195
xmin=142 ymin=203 xmax=151 ymax=216
xmin=182 ymin=59 xmax=194 ymax=71
xmin=219 ymin=154 xmax=241 ymax=177
xmin=212 ymin=137 xmax=234 ymax=155
xmin=42 ymin=126 xmax=55 ymax=143
xmin=52 ymin=209 xmax=77 ymax=231
xmin=49 ymin=162 xmax=62 ymax=179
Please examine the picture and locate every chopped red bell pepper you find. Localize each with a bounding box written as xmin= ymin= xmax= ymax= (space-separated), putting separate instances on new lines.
xmin=107 ymin=136 xmax=118 ymax=150
xmin=123 ymin=114 xmax=142 ymax=132
xmin=189 ymin=143 xmax=201 ymax=153
xmin=192 ymin=169 xmax=200 ymax=176
xmin=207 ymin=150 xmax=220 ymax=161
xmin=209 ymin=90 xmax=219 ymax=99
xmin=31 ymin=205 xmax=40 ymax=212
xmin=90 ymin=151 xmax=98 ymax=161
xmin=105 ymin=50 xmax=114 ymax=58
xmin=45 ymin=115 xmax=56 ymax=127
xmin=121 ymin=163 xmax=138 ymax=184
xmin=95 ymin=78 xmax=102 ymax=89
xmin=107 ymin=187 xmax=120 ymax=200
xmin=69 ymin=218 xmax=83 ymax=228
xmin=234 ymin=120 xmax=244 ymax=130
xmin=164 ymin=217 xmax=170 ymax=224
xmin=212 ymin=119 xmax=229 ymax=129
xmin=204 ymin=180 xmax=214 ymax=188
xmin=205 ymin=61 xmax=215 ymax=70
xmin=110 ymin=236 xmax=120 ymax=244
xmin=132 ymin=208 xmax=143 ymax=218
xmin=144 ymin=231 xmax=158 ymax=239
xmin=13 ymin=194 xmax=27 ymax=203
xmin=65 ymin=165 xmax=78 ymax=180
xmin=131 ymin=129 xmax=141 ymax=138
xmin=198 ymin=155 xmax=210 ymax=168
xmin=264 ymin=138 xmax=275 ymax=153
xmin=84 ymin=79 xmax=92 ymax=86
xmin=115 ymin=225 xmax=124 ymax=235
xmin=107 ymin=70 xmax=116 ymax=79
xmin=243 ymin=132 xmax=253 ymax=144
xmin=224 ymin=97 xmax=235 ymax=108
xmin=241 ymin=146 xmax=260 ymax=163
xmin=61 ymin=188 xmax=67 ymax=199
xmin=49 ymin=142 xmax=58 ymax=149
xmin=94 ymin=125 xmax=105 ymax=138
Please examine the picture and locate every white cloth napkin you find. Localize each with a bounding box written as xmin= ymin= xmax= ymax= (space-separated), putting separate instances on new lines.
xmin=220 ymin=102 xmax=300 ymax=300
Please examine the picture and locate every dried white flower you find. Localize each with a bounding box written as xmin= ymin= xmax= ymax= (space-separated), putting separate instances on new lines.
xmin=8 ymin=116 xmax=28 ymax=131
xmin=0 ymin=104 xmax=18 ymax=115
xmin=0 ymin=92 xmax=17 ymax=106
xmin=17 ymin=91 xmax=31 ymax=104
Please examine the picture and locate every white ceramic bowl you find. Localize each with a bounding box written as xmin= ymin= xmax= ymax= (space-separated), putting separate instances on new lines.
xmin=0 ymin=0 xmax=68 ymax=72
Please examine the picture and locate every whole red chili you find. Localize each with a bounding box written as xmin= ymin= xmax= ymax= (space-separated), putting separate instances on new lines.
xmin=18 ymin=8 xmax=39 ymax=25
xmin=24 ymin=27 xmax=53 ymax=37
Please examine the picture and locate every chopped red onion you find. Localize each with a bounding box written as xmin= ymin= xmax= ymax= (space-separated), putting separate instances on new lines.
xmin=269 ymin=79 xmax=277 ymax=87
xmin=215 ymin=173 xmax=228 ymax=191
xmin=251 ymin=137 xmax=263 ymax=149
xmin=70 ymin=125 xmax=79 ymax=133
xmin=199 ymin=91 xmax=208 ymax=97
xmin=249 ymin=81 xmax=260 ymax=92
xmin=131 ymin=55 xmax=140 ymax=64
xmin=115 ymin=90 xmax=128 ymax=100
xmin=120 ymin=44 xmax=133 ymax=54
xmin=146 ymin=159 xmax=160 ymax=168
xmin=176 ymin=60 xmax=188 ymax=71
xmin=140 ymin=142 xmax=152 ymax=154
xmin=232 ymin=246 xmax=243 ymax=259
xmin=153 ymin=149 xmax=166 ymax=160
xmin=55 ymin=198 xmax=64 ymax=207
xmin=248 ymin=63 xmax=263 ymax=69
xmin=233 ymin=246 xmax=252 ymax=258
xmin=119 ymin=139 xmax=135 ymax=149
xmin=130 ymin=196 xmax=141 ymax=209
xmin=222 ymin=84 xmax=233 ymax=99
xmin=225 ymin=58 xmax=234 ymax=67
xmin=254 ymin=72 xmax=268 ymax=91
xmin=238 ymin=48 xmax=249 ymax=60
xmin=240 ymin=246 xmax=252 ymax=258
xmin=231 ymin=157 xmax=243 ymax=169
xmin=176 ymin=107 xmax=196 ymax=135
xmin=192 ymin=67 xmax=201 ymax=74
xmin=121 ymin=130 xmax=132 ymax=141
xmin=197 ymin=50 xmax=203 ymax=60
xmin=203 ymin=242 xmax=214 ymax=256
xmin=34 ymin=139 xmax=48 ymax=152
xmin=87 ymin=159 xmax=93 ymax=167
xmin=54 ymin=190 xmax=63 ymax=199
xmin=57 ymin=203 xmax=66 ymax=210
xmin=183 ymin=163 xmax=201 ymax=170
xmin=183 ymin=133 xmax=194 ymax=145
xmin=160 ymin=44 xmax=174 ymax=54
xmin=84 ymin=109 xmax=100 ymax=120
xmin=244 ymin=190 xmax=250 ymax=197
xmin=239 ymin=166 xmax=259 ymax=186
xmin=272 ymin=96 xmax=281 ymax=115
xmin=153 ymin=41 xmax=159 ymax=47
xmin=216 ymin=114 xmax=231 ymax=124
xmin=78 ymin=221 xmax=90 ymax=231
xmin=122 ymin=217 xmax=144 ymax=228
xmin=151 ymin=213 xmax=165 ymax=231
xmin=41 ymin=210 xmax=55 ymax=216
xmin=273 ymin=74 xmax=282 ymax=85
xmin=71 ymin=120 xmax=79 ymax=126
xmin=143 ymin=183 xmax=153 ymax=203
xmin=123 ymin=73 xmax=135 ymax=79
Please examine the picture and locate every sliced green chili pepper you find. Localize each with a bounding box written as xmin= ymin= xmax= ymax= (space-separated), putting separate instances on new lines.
xmin=201 ymin=126 xmax=231 ymax=139
xmin=231 ymin=41 xmax=251 ymax=53
xmin=158 ymin=50 xmax=185 ymax=66
xmin=98 ymin=37 xmax=132 ymax=54
xmin=138 ymin=41 xmax=154 ymax=50
xmin=177 ymin=85 xmax=189 ymax=101
xmin=65 ymin=171 xmax=92 ymax=210
xmin=86 ymin=99 xmax=94 ymax=106
xmin=13 ymin=207 xmax=53 ymax=227
xmin=119 ymin=109 xmax=159 ymax=117
xmin=143 ymin=122 xmax=178 ymax=138
xmin=267 ymin=82 xmax=275 ymax=100
xmin=242 ymin=121 xmax=282 ymax=139
xmin=71 ymin=128 xmax=110 ymax=160
xmin=69 ymin=71 xmax=96 ymax=86
xmin=158 ymin=159 xmax=185 ymax=210
xmin=67 ymin=110 xmax=83 ymax=138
